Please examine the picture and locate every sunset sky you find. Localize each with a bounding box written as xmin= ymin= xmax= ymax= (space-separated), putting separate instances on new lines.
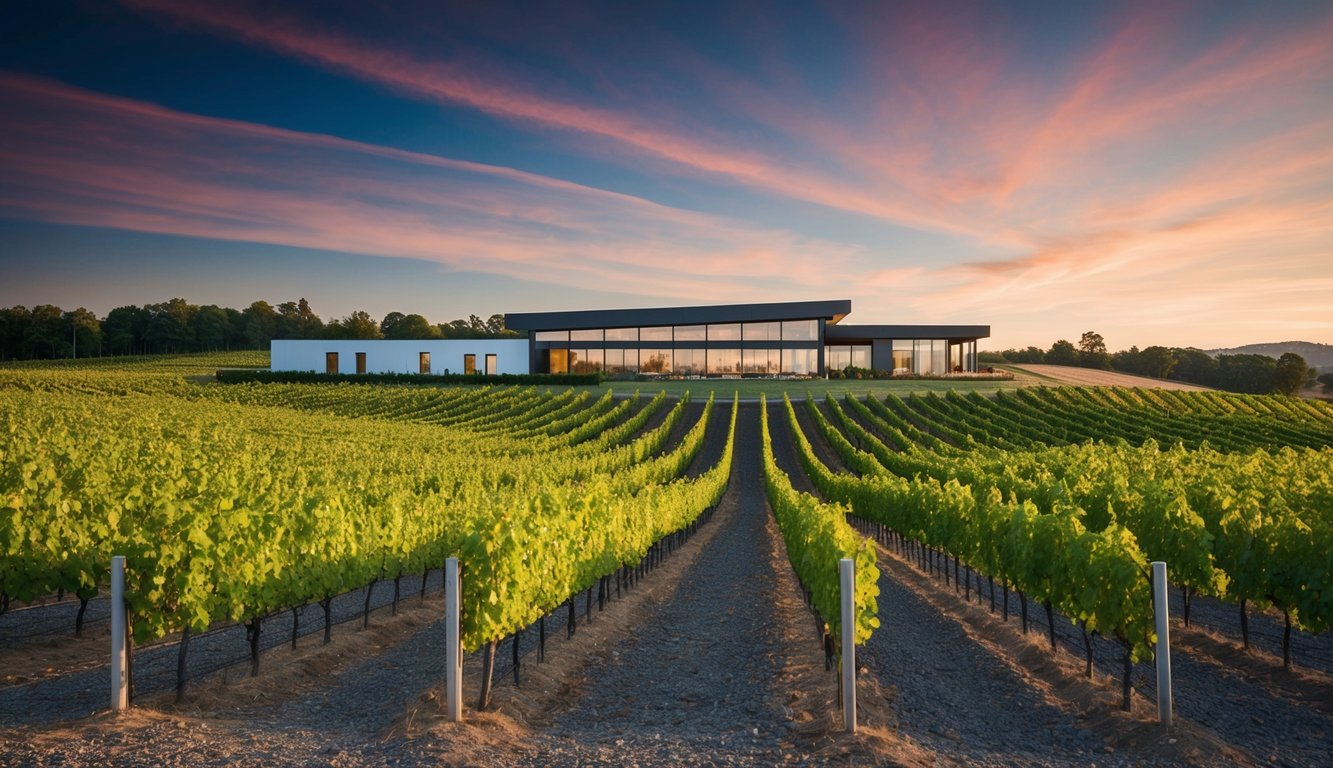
xmin=2 ymin=0 xmax=1330 ymax=349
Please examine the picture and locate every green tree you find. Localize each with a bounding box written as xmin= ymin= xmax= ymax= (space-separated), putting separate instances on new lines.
xmin=1271 ymin=353 xmax=1309 ymax=396
xmin=1077 ymin=331 xmax=1110 ymax=369
xmin=1217 ymin=354 xmax=1276 ymax=394
xmin=103 ymin=305 xmax=150 ymax=355
xmin=63 ymin=307 xmax=101 ymax=358
xmin=0 ymin=306 xmax=31 ymax=360
xmin=276 ymin=298 xmax=324 ymax=339
xmin=1138 ymin=346 xmax=1176 ymax=379
xmin=385 ymin=313 xmax=440 ymax=340
xmin=325 ymin=311 xmax=383 ymax=339
xmin=25 ymin=304 xmax=65 ymax=358
xmin=1047 ymin=339 xmax=1078 ymax=365
xmin=379 ymin=311 xmax=406 ymax=337
xmin=1318 ymin=372 xmax=1333 ymax=393
xmin=241 ymin=301 xmax=279 ymax=348
xmin=191 ymin=305 xmax=232 ymax=351
xmin=1170 ymin=348 xmax=1219 ymax=387
xmin=145 ymin=298 xmax=196 ymax=353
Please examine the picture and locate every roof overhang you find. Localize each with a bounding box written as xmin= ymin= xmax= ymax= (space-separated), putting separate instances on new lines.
xmin=825 ymin=324 xmax=991 ymax=342
xmin=506 ymin=299 xmax=852 ymax=331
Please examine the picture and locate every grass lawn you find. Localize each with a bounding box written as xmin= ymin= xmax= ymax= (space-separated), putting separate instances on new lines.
xmin=547 ymin=375 xmax=1030 ymax=400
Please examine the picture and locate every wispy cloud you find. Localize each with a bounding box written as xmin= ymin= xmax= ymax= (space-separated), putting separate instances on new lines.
xmin=0 ymin=74 xmax=872 ymax=302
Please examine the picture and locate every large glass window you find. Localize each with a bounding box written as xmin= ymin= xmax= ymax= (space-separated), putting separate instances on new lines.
xmin=605 ymin=327 xmax=637 ymax=341
xmin=932 ymin=340 xmax=947 ymax=374
xmin=708 ymin=348 xmax=741 ymax=375
xmin=572 ymin=348 xmax=602 ymax=374
xmin=640 ymin=326 xmax=672 ymax=341
xmin=782 ymin=319 xmax=819 ymax=340
xmin=568 ymin=349 xmax=584 ymax=373
xmin=535 ymin=330 xmax=568 ymax=342
xmin=604 ymin=348 xmax=626 ymax=373
xmin=851 ymin=345 xmax=871 ymax=370
xmin=640 ymin=348 xmax=672 ymax=373
xmin=676 ymin=348 xmax=705 ymax=375
xmin=674 ymin=325 xmax=706 ymax=341
xmin=548 ymin=348 xmax=568 ymax=374
xmin=464 ymin=353 xmax=476 ymax=375
xmin=570 ymin=329 xmax=603 ymax=342
xmin=892 ymin=340 xmax=912 ymax=374
xmin=485 ymin=354 xmax=497 ymax=375
xmin=782 ymin=348 xmax=817 ymax=375
xmin=419 ymin=352 xmax=431 ymax=374
xmin=707 ymin=323 xmax=741 ymax=340
xmin=826 ymin=345 xmax=851 ymax=371
xmin=913 ymin=341 xmax=931 ymax=375
xmin=743 ymin=321 xmax=781 ymax=341
xmin=743 ymin=348 xmax=780 ymax=374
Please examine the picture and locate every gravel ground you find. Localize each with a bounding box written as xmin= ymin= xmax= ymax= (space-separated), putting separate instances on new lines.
xmin=0 ymin=572 xmax=445 ymax=726
xmin=3 ymin=403 xmax=1329 ymax=767
xmin=788 ymin=399 xmax=1333 ymax=767
xmin=508 ymin=402 xmax=807 ymax=767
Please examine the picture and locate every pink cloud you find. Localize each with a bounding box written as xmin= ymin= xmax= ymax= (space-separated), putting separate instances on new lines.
xmin=0 ymin=74 xmax=874 ymax=303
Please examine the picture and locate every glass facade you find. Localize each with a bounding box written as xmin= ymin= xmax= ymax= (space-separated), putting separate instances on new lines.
xmin=528 ymin=316 xmax=982 ymax=377
xmin=534 ymin=318 xmax=827 ymax=377
xmin=708 ymin=323 xmax=741 ymax=340
xmin=825 ymin=345 xmax=871 ymax=372
xmin=743 ymin=321 xmax=780 ymax=341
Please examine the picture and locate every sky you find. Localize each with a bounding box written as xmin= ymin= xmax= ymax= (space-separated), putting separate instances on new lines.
xmin=1 ymin=0 xmax=1330 ymax=350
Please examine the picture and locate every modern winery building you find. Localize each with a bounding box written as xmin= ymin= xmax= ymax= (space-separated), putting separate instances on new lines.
xmin=271 ymin=299 xmax=989 ymax=377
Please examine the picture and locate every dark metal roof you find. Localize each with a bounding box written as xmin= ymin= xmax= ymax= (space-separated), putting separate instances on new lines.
xmin=825 ymin=324 xmax=991 ymax=341
xmin=506 ymin=299 xmax=852 ymax=331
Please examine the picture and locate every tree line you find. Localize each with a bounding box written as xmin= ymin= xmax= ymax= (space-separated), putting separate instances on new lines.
xmin=981 ymin=331 xmax=1314 ymax=396
xmin=0 ymin=299 xmax=522 ymax=360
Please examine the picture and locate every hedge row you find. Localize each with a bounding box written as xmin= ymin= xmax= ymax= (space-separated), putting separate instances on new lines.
xmin=215 ymin=369 xmax=602 ymax=386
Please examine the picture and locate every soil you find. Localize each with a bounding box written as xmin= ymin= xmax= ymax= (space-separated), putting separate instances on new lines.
xmin=2 ymin=404 xmax=1329 ymax=767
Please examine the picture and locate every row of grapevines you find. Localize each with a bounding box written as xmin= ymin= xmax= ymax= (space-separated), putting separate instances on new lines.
xmin=790 ymin=394 xmax=1158 ymax=664
xmin=759 ymin=396 xmax=878 ymax=650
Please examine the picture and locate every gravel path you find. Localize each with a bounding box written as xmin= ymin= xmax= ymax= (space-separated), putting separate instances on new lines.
xmin=0 ymin=573 xmax=444 ymax=726
xmin=511 ymin=402 xmax=805 ymax=767
xmin=862 ymin=554 xmax=1108 ymax=766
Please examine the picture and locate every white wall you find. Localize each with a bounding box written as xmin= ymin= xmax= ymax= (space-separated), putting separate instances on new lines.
xmin=271 ymin=339 xmax=530 ymax=375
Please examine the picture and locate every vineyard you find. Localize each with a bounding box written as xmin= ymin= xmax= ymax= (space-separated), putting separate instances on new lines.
xmin=1 ymin=352 xmax=1331 ymax=767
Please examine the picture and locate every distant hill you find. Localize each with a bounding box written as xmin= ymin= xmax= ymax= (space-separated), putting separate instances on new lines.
xmin=1206 ymin=341 xmax=1333 ymax=369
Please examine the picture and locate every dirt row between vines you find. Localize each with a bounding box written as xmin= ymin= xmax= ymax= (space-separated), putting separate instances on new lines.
xmin=0 ymin=402 xmax=915 ymax=766
xmin=775 ymin=398 xmax=1333 ymax=767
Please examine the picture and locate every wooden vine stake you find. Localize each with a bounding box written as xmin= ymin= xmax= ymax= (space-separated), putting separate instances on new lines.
xmin=1152 ymin=561 xmax=1173 ymax=727
xmin=444 ymin=557 xmax=463 ymax=722
xmin=839 ymin=557 xmax=856 ymax=733
xmin=110 ymin=555 xmax=128 ymax=712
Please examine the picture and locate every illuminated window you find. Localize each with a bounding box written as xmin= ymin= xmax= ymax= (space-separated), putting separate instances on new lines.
xmin=548 ymin=349 xmax=569 ymax=374
xmin=707 ymin=348 xmax=741 ymax=374
xmin=676 ymin=348 xmax=705 ymax=375
xmin=485 ymin=353 xmax=497 ymax=375
xmin=782 ymin=348 xmax=817 ymax=375
xmin=639 ymin=348 xmax=672 ymax=373
xmin=464 ymin=354 xmax=476 ymax=375
xmin=419 ymin=352 xmax=431 ymax=374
